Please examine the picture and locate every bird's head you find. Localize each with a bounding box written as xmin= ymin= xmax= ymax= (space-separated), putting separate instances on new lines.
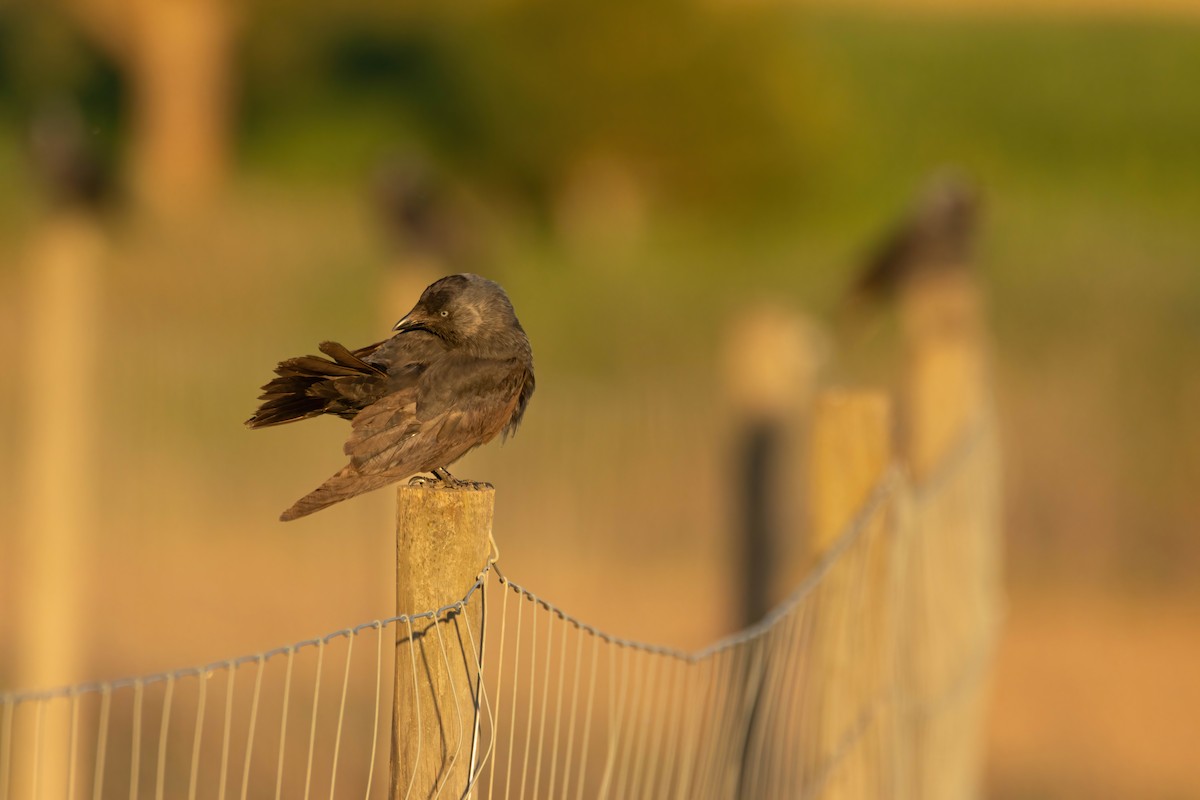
xmin=393 ymin=273 xmax=527 ymax=353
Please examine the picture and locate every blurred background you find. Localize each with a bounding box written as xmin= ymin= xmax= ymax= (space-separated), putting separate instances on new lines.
xmin=1 ymin=0 xmax=1197 ymax=797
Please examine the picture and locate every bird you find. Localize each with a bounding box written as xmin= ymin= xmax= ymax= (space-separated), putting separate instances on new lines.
xmin=852 ymin=173 xmax=979 ymax=300
xmin=29 ymin=98 xmax=113 ymax=212
xmin=247 ymin=273 xmax=535 ymax=521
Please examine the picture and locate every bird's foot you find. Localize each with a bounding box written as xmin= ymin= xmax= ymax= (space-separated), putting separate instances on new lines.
xmin=432 ymin=468 xmax=492 ymax=491
xmin=408 ymin=475 xmax=437 ymax=487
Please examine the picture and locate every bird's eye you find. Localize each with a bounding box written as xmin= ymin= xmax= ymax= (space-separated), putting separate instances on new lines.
xmin=439 ymin=310 xmax=449 ymax=317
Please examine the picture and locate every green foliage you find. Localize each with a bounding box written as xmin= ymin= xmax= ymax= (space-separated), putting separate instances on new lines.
xmin=811 ymin=14 xmax=1200 ymax=204
xmin=443 ymin=1 xmax=831 ymax=211
xmin=240 ymin=1 xmax=837 ymax=222
xmin=0 ymin=5 xmax=124 ymax=161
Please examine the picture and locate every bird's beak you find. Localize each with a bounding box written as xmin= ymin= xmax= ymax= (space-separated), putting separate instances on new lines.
xmin=393 ymin=310 xmax=425 ymax=332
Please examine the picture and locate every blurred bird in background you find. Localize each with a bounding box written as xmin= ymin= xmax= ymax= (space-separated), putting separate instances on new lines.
xmin=842 ymin=170 xmax=981 ymax=334
xmin=28 ymin=99 xmax=113 ymax=213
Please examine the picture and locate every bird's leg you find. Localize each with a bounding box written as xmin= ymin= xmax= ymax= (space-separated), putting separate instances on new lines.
xmin=434 ymin=467 xmax=493 ymax=491
xmin=425 ymin=467 xmax=466 ymax=487
xmin=408 ymin=471 xmax=442 ymax=487
xmin=409 ymin=468 xmax=469 ymax=488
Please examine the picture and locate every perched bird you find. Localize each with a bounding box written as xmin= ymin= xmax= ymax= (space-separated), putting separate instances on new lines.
xmin=846 ymin=172 xmax=980 ymax=309
xmin=247 ymin=274 xmax=535 ymax=521
xmin=28 ymin=99 xmax=113 ymax=212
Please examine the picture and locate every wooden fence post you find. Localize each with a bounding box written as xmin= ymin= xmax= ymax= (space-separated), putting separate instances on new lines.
xmin=127 ymin=0 xmax=234 ymax=214
xmin=721 ymin=307 xmax=827 ymax=626
xmin=899 ymin=271 xmax=988 ymax=482
xmin=898 ymin=269 xmax=999 ymax=800
xmin=14 ymin=212 xmax=105 ymax=799
xmin=805 ymin=389 xmax=901 ymax=798
xmin=390 ymin=485 xmax=494 ymax=799
xmin=807 ymin=390 xmax=892 ymax=557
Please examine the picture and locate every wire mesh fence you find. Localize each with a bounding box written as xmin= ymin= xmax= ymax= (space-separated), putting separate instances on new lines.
xmin=1 ymin=411 xmax=1001 ymax=800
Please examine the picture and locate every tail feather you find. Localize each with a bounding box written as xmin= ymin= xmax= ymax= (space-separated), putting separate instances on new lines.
xmin=319 ymin=341 xmax=385 ymax=373
xmin=280 ymin=466 xmax=402 ymax=521
xmin=246 ymin=372 xmax=329 ymax=428
xmin=246 ymin=340 xmax=386 ymax=429
xmin=275 ymin=355 xmax=365 ymax=378
xmin=246 ymin=384 xmax=326 ymax=427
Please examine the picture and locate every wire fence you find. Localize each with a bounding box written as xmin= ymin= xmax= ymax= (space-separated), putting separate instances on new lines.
xmin=1 ymin=410 xmax=1001 ymax=800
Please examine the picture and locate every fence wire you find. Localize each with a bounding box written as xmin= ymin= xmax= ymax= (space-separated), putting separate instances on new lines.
xmin=1 ymin=418 xmax=1002 ymax=799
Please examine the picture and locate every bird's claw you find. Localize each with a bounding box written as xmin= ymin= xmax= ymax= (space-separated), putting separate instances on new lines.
xmin=411 ymin=469 xmax=491 ymax=490
xmin=439 ymin=477 xmax=494 ymax=491
xmin=438 ymin=478 xmax=493 ymax=491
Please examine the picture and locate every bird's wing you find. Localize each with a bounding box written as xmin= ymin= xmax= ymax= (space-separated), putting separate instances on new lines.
xmin=278 ymin=355 xmax=527 ymax=521
xmin=342 ymin=387 xmax=422 ymax=473
xmin=344 ymin=354 xmax=528 ymax=476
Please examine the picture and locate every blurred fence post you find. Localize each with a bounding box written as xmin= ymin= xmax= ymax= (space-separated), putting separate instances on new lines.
xmin=804 ymin=389 xmax=904 ymax=799
xmin=723 ymin=308 xmax=826 ymax=798
xmin=806 ymin=390 xmax=892 ymax=557
xmin=127 ymin=0 xmax=234 ymax=213
xmin=14 ymin=211 xmax=105 ymax=799
xmin=899 ymin=270 xmax=988 ymax=482
xmin=722 ymin=307 xmax=827 ymax=627
xmin=898 ymin=269 xmax=1002 ymax=800
xmin=390 ymin=485 xmax=494 ymax=799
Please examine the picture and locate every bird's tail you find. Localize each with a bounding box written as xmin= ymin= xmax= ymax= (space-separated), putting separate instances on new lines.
xmin=280 ymin=465 xmax=403 ymax=521
xmin=246 ymin=341 xmax=384 ymax=428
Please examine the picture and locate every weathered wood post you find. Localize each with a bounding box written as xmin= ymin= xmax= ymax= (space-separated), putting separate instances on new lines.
xmin=804 ymin=389 xmax=902 ymax=799
xmin=390 ymin=485 xmax=494 ymax=799
xmin=898 ymin=268 xmax=1000 ymax=800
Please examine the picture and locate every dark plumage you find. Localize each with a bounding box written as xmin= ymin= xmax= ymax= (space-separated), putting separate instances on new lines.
xmin=850 ymin=173 xmax=980 ymax=306
xmin=836 ymin=173 xmax=981 ymax=345
xmin=247 ymin=274 xmax=534 ymax=521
